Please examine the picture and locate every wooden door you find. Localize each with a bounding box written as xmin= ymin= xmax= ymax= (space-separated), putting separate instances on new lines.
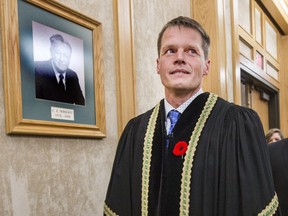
xmin=250 ymin=87 xmax=269 ymax=133
xmin=241 ymin=81 xmax=269 ymax=133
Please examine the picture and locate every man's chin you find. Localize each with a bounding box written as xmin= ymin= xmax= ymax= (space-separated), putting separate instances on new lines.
xmin=56 ymin=67 xmax=68 ymax=73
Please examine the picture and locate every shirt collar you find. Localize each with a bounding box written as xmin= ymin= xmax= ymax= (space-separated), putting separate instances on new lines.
xmin=52 ymin=61 xmax=66 ymax=81
xmin=164 ymin=88 xmax=203 ymax=118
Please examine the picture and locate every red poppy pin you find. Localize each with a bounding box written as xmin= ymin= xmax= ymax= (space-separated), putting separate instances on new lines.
xmin=172 ymin=141 xmax=188 ymax=156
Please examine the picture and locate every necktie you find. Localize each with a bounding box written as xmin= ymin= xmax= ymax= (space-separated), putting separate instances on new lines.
xmin=59 ymin=74 xmax=65 ymax=91
xmin=167 ymin=109 xmax=181 ymax=135
xmin=166 ymin=109 xmax=181 ymax=148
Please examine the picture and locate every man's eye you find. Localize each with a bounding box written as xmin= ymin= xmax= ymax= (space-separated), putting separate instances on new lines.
xmin=165 ymin=49 xmax=175 ymax=54
xmin=188 ymin=49 xmax=197 ymax=56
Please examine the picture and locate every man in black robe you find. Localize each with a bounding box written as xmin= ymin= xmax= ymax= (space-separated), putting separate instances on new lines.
xmin=269 ymin=138 xmax=288 ymax=216
xmin=104 ymin=16 xmax=281 ymax=215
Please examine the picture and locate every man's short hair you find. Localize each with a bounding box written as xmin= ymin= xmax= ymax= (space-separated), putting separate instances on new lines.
xmin=49 ymin=34 xmax=72 ymax=52
xmin=50 ymin=34 xmax=64 ymax=44
xmin=157 ymin=16 xmax=210 ymax=59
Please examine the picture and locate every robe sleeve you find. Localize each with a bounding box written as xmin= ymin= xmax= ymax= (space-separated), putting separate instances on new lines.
xmin=103 ymin=118 xmax=137 ymax=216
xmin=219 ymin=106 xmax=281 ymax=215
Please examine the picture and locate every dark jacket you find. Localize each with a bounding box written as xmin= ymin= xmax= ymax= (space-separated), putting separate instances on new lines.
xmin=269 ymin=138 xmax=288 ymax=216
xmin=35 ymin=60 xmax=85 ymax=105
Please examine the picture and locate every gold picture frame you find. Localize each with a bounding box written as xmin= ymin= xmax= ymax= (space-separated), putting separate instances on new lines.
xmin=0 ymin=0 xmax=106 ymax=138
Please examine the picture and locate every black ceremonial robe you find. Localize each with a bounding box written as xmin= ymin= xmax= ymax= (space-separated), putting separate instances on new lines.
xmin=104 ymin=93 xmax=281 ymax=216
xmin=269 ymin=138 xmax=288 ymax=216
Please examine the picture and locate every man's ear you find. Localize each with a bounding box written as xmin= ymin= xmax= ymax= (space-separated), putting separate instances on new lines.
xmin=203 ymin=59 xmax=210 ymax=76
xmin=156 ymin=58 xmax=160 ymax=74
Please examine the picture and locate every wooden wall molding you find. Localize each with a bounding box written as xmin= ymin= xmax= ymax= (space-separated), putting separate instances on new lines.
xmin=261 ymin=0 xmax=288 ymax=35
xmin=191 ymin=0 xmax=228 ymax=99
xmin=231 ymin=0 xmax=242 ymax=105
xmin=279 ymin=36 xmax=288 ymax=135
xmin=232 ymin=0 xmax=288 ymax=135
xmin=113 ymin=0 xmax=136 ymax=136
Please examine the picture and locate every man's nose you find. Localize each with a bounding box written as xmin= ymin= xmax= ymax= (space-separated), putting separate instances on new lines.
xmin=174 ymin=51 xmax=185 ymax=63
xmin=59 ymin=54 xmax=67 ymax=61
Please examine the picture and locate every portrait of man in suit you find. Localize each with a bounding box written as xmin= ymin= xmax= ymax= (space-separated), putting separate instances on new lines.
xmin=35 ymin=33 xmax=85 ymax=105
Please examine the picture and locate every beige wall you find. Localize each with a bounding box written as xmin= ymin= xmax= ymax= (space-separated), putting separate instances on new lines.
xmin=133 ymin=0 xmax=191 ymax=114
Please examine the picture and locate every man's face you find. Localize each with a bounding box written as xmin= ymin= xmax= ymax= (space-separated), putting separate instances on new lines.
xmin=157 ymin=26 xmax=210 ymax=96
xmin=51 ymin=42 xmax=71 ymax=73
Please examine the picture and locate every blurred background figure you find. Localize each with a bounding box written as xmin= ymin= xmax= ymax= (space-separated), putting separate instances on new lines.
xmin=265 ymin=128 xmax=284 ymax=144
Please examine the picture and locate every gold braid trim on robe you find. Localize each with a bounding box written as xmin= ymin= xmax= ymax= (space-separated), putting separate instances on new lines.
xmin=258 ymin=192 xmax=279 ymax=216
xmin=179 ymin=93 xmax=218 ymax=215
xmin=141 ymin=103 xmax=160 ymax=215
xmin=104 ymin=202 xmax=118 ymax=216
